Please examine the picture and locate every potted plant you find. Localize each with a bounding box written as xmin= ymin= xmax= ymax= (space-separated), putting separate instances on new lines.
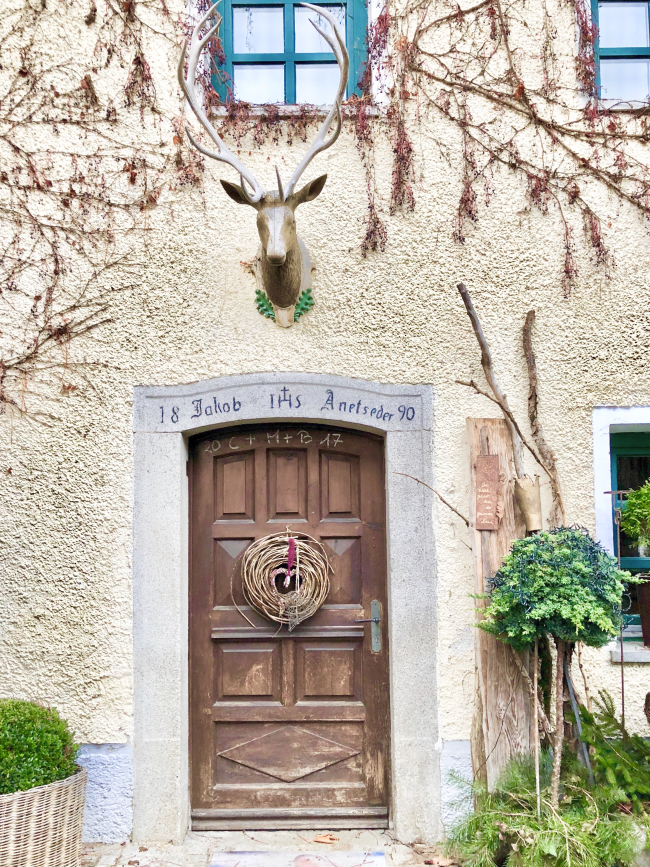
xmin=621 ymin=480 xmax=650 ymax=558
xmin=0 ymin=699 xmax=87 ymax=867
xmin=620 ymin=480 xmax=650 ymax=646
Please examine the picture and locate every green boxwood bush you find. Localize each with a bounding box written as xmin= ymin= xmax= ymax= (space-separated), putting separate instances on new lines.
xmin=0 ymin=699 xmax=78 ymax=795
xmin=479 ymin=527 xmax=632 ymax=651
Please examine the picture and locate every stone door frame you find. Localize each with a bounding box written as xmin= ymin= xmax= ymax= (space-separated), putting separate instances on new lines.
xmin=132 ymin=373 xmax=439 ymax=843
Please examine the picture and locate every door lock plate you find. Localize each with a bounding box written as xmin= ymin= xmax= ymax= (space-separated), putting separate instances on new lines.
xmin=355 ymin=599 xmax=382 ymax=652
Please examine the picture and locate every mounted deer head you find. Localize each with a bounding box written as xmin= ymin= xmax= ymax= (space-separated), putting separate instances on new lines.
xmin=178 ymin=2 xmax=349 ymax=327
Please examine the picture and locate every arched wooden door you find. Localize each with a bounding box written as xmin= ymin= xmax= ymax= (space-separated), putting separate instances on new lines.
xmin=189 ymin=423 xmax=390 ymax=829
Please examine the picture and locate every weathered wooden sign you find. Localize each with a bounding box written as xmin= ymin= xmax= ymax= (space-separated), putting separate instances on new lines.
xmin=475 ymin=454 xmax=500 ymax=530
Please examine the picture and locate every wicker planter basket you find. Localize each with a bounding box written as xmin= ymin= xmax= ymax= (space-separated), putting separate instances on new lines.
xmin=0 ymin=767 xmax=87 ymax=867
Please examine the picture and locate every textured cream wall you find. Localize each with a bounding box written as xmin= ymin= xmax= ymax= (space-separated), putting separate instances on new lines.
xmin=1 ymin=0 xmax=649 ymax=747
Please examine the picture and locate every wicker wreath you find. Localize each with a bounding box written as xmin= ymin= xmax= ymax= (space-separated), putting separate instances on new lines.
xmin=241 ymin=531 xmax=331 ymax=631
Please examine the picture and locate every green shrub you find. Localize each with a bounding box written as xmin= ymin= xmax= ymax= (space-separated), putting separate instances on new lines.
xmin=579 ymin=690 xmax=650 ymax=814
xmin=447 ymin=753 xmax=641 ymax=867
xmin=620 ymin=480 xmax=650 ymax=549
xmin=0 ymin=699 xmax=78 ymax=795
xmin=479 ymin=527 xmax=634 ymax=651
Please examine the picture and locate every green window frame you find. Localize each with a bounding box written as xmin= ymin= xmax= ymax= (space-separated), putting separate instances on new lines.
xmin=214 ymin=0 xmax=368 ymax=104
xmin=610 ymin=432 xmax=650 ymax=570
xmin=591 ymin=0 xmax=650 ymax=97
xmin=610 ymin=432 xmax=650 ymax=641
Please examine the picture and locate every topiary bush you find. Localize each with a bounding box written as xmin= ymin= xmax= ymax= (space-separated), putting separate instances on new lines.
xmin=479 ymin=527 xmax=637 ymax=808
xmin=479 ymin=527 xmax=632 ymax=651
xmin=0 ymin=699 xmax=78 ymax=795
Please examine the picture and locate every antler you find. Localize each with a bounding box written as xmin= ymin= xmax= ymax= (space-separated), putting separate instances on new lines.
xmin=178 ymin=1 xmax=266 ymax=203
xmin=283 ymin=3 xmax=350 ymax=198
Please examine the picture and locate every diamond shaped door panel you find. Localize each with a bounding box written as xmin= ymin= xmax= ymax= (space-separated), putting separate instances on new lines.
xmin=218 ymin=726 xmax=360 ymax=782
xmin=213 ymin=539 xmax=253 ymax=607
xmin=190 ymin=425 xmax=388 ymax=828
xmin=323 ymin=537 xmax=361 ymax=604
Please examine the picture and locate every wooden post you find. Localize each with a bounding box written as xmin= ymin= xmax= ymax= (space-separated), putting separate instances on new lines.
xmin=468 ymin=418 xmax=533 ymax=788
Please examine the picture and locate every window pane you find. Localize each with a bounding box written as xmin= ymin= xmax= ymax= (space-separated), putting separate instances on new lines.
xmin=295 ymin=62 xmax=343 ymax=103
xmin=294 ymin=5 xmax=346 ymax=53
xmin=233 ymin=7 xmax=284 ymax=53
xmin=617 ymin=455 xmax=650 ymax=490
xmin=618 ymin=455 xmax=650 ymax=557
xmin=598 ymin=2 xmax=649 ymax=47
xmin=233 ymin=64 xmax=284 ymax=102
xmin=600 ymin=58 xmax=650 ymax=99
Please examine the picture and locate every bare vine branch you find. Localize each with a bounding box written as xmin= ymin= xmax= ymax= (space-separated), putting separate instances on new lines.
xmin=0 ymin=0 xmax=203 ymax=420
xmin=522 ymin=310 xmax=566 ymax=525
xmin=457 ymin=282 xmax=525 ymax=477
xmin=393 ymin=471 xmax=470 ymax=526
xmin=509 ymin=644 xmax=553 ymax=739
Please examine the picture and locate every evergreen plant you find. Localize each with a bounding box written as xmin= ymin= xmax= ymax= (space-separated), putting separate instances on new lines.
xmin=0 ymin=699 xmax=78 ymax=794
xmin=448 ymin=752 xmax=642 ymax=867
xmin=579 ymin=690 xmax=650 ymax=814
xmin=479 ymin=527 xmax=635 ymax=807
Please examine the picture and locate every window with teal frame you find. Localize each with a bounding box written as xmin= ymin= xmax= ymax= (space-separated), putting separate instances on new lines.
xmin=214 ymin=0 xmax=368 ymax=105
xmin=592 ymin=0 xmax=650 ymax=101
xmin=611 ymin=432 xmax=650 ymax=568
xmin=610 ymin=432 xmax=650 ymax=641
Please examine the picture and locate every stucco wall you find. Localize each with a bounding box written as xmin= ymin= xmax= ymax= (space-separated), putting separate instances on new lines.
xmin=1 ymin=0 xmax=650 ymax=840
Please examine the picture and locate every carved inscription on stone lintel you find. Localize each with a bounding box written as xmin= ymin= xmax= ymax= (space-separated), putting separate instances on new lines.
xmin=145 ymin=383 xmax=422 ymax=433
xmin=475 ymin=454 xmax=500 ymax=531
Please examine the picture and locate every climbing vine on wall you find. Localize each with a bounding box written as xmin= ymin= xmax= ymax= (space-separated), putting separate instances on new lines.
xmin=3 ymin=0 xmax=650 ymax=420
xmin=0 ymin=0 xmax=201 ymax=421
xmin=199 ymin=0 xmax=650 ymax=293
xmin=382 ymin=0 xmax=650 ymax=294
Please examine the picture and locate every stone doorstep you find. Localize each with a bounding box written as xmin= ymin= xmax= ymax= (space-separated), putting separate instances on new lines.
xmin=80 ymin=829 xmax=650 ymax=867
xmin=80 ymin=830 xmax=449 ymax=867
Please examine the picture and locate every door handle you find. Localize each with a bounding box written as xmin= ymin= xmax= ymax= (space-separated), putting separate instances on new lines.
xmin=355 ymin=599 xmax=382 ymax=652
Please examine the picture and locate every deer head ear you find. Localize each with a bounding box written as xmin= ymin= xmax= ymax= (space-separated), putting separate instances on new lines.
xmin=292 ymin=174 xmax=327 ymax=206
xmin=220 ymin=180 xmax=257 ymax=206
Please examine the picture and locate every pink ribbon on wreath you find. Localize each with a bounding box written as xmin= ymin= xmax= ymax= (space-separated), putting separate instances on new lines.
xmin=287 ymin=537 xmax=296 ymax=573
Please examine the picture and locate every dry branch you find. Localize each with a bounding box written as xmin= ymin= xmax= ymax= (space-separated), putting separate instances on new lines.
xmin=457 ymin=283 xmax=525 ymax=477
xmin=509 ymin=644 xmax=552 ymax=738
xmin=393 ymin=472 xmax=470 ymax=526
xmin=457 ymin=285 xmax=567 ymax=529
xmin=523 ymin=311 xmax=566 ymax=526
xmin=456 ymin=378 xmax=546 ymax=469
xmin=458 ymin=283 xmax=526 ymax=479
xmin=551 ymin=638 xmax=565 ymax=808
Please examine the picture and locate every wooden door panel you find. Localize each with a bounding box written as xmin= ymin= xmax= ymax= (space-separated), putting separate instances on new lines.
xmin=295 ymin=641 xmax=362 ymax=702
xmin=214 ymin=452 xmax=255 ymax=521
xmin=321 ymin=537 xmax=362 ymax=604
xmin=320 ymin=452 xmax=361 ymax=520
xmin=190 ymin=424 xmax=389 ymax=828
xmin=213 ymin=538 xmax=253 ymax=606
xmin=268 ymin=450 xmax=308 ymax=520
xmin=215 ymin=642 xmax=281 ymax=702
